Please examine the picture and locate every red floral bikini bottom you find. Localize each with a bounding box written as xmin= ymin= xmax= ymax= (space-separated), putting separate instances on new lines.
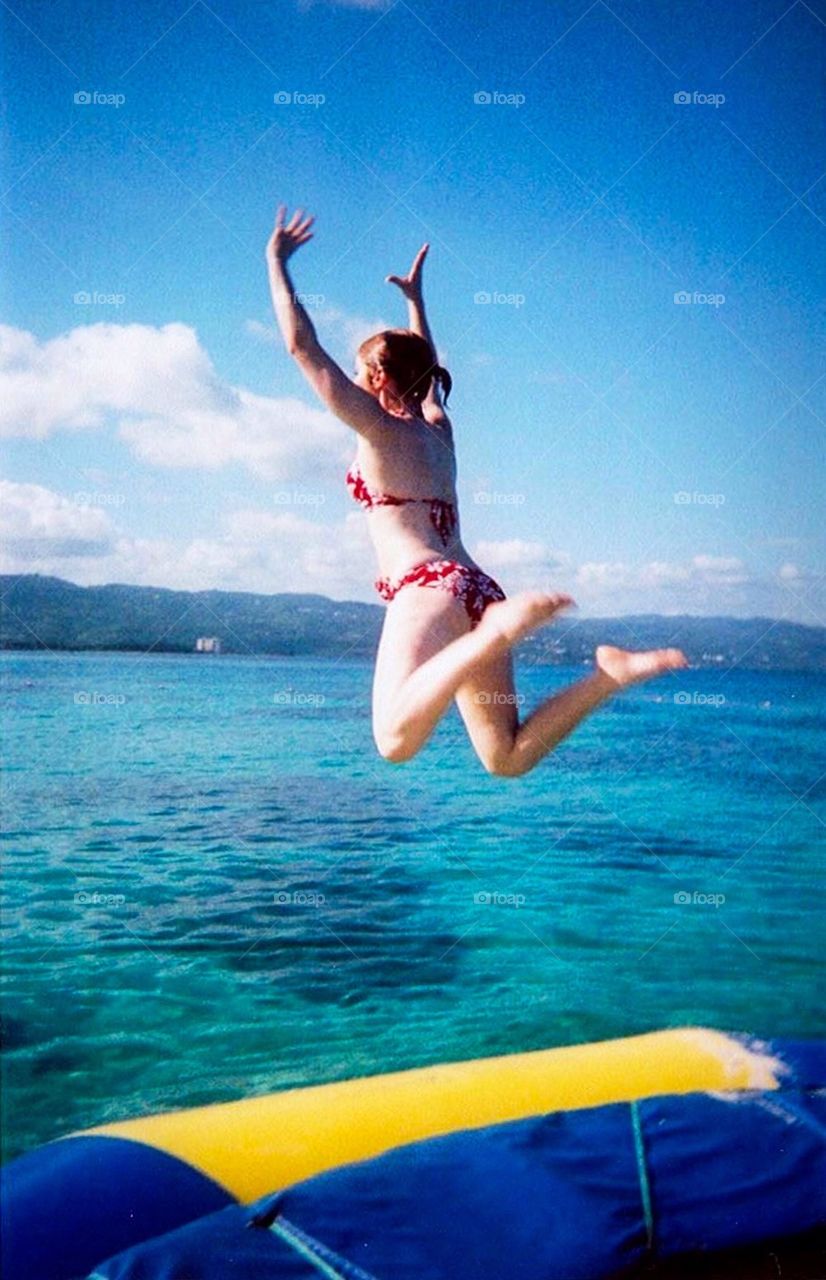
xmin=375 ymin=558 xmax=506 ymax=629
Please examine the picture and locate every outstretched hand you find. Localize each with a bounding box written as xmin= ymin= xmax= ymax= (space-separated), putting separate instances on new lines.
xmin=385 ymin=243 xmax=429 ymax=299
xmin=267 ymin=205 xmax=315 ymax=264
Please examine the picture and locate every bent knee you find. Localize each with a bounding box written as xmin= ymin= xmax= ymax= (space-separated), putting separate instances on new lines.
xmin=374 ymin=727 xmax=417 ymax=765
xmin=481 ymin=747 xmax=529 ymax=778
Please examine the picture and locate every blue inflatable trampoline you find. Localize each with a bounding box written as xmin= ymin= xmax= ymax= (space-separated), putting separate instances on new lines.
xmin=2 ymin=1029 xmax=824 ymax=1279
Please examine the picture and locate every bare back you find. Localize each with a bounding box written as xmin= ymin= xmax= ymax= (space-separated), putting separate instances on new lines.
xmin=350 ymin=411 xmax=478 ymax=581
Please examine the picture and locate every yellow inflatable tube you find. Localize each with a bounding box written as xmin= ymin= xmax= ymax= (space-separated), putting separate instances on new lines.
xmin=83 ymin=1027 xmax=783 ymax=1203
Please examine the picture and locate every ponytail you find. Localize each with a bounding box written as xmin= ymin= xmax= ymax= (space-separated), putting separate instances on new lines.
xmin=434 ymin=364 xmax=452 ymax=407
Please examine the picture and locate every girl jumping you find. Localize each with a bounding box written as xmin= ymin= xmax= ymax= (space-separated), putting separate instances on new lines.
xmin=267 ymin=206 xmax=687 ymax=777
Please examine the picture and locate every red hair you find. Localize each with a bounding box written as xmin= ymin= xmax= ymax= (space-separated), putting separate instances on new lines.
xmin=357 ymin=329 xmax=452 ymax=407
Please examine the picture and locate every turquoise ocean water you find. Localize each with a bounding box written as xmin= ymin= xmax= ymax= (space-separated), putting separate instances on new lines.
xmin=1 ymin=650 xmax=824 ymax=1161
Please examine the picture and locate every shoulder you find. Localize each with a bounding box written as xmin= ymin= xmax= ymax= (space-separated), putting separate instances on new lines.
xmin=292 ymin=342 xmax=397 ymax=441
xmin=420 ymin=402 xmax=453 ymax=434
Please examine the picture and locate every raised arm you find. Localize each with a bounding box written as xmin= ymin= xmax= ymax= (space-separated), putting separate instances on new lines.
xmin=266 ymin=206 xmax=384 ymax=439
xmin=386 ymin=244 xmax=451 ymax=426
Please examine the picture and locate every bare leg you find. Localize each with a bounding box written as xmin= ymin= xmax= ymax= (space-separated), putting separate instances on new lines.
xmin=455 ymin=642 xmax=688 ymax=776
xmin=503 ymin=647 xmax=687 ymax=774
xmin=374 ymin=591 xmax=573 ymax=761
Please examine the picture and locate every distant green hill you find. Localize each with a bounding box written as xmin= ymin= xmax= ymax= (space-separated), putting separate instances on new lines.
xmin=0 ymin=575 xmax=379 ymax=659
xmin=1 ymin=574 xmax=824 ymax=670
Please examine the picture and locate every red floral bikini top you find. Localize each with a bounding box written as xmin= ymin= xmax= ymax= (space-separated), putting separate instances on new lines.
xmin=345 ymin=462 xmax=458 ymax=546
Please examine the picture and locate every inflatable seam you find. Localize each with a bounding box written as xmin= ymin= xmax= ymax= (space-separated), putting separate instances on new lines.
xmin=270 ymin=1216 xmax=381 ymax=1280
xmin=630 ymin=1100 xmax=655 ymax=1254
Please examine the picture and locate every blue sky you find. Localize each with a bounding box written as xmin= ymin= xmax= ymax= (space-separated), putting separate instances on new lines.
xmin=1 ymin=0 xmax=824 ymax=620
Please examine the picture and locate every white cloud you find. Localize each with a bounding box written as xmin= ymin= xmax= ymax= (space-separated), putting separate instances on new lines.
xmin=474 ymin=538 xmax=569 ymax=574
xmin=118 ymin=389 xmax=343 ymax=478
xmin=0 ymin=322 xmax=351 ymax=482
xmin=214 ymin=507 xmax=372 ymax=596
xmin=0 ymin=322 xmax=217 ymax=437
xmin=318 ymin=306 xmax=391 ymax=359
xmin=1 ymin=481 xmax=816 ymax=621
xmin=639 ymin=560 xmax=692 ymax=586
xmin=572 ymin=555 xmax=749 ymax=598
xmin=0 ymin=480 xmax=116 ymax=559
xmin=0 ymin=480 xmax=373 ymax=599
xmin=471 ymin=540 xmax=773 ymax=616
xmin=575 ymin=561 xmax=630 ymax=591
xmin=690 ymin=554 xmax=749 ymax=585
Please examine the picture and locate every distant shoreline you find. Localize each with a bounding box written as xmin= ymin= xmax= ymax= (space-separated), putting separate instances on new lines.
xmin=0 ymin=645 xmax=372 ymax=661
xmin=2 ymin=575 xmax=824 ymax=671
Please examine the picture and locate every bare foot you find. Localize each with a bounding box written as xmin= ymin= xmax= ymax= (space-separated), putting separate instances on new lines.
xmin=595 ymin=644 xmax=688 ymax=689
xmin=479 ymin=591 xmax=575 ymax=649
